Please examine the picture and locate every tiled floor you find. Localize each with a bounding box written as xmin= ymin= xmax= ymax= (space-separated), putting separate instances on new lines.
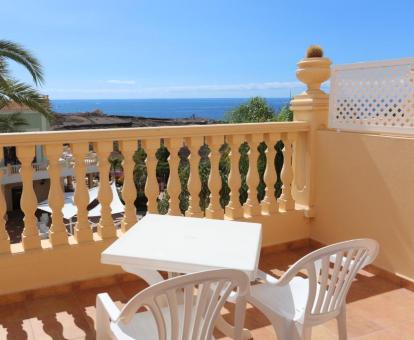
xmin=1 ymin=247 xmax=414 ymax=339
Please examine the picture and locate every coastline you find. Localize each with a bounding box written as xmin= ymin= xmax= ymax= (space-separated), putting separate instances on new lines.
xmin=51 ymin=109 xmax=218 ymax=130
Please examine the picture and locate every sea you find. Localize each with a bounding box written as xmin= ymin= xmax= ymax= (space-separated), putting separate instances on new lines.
xmin=51 ymin=98 xmax=290 ymax=121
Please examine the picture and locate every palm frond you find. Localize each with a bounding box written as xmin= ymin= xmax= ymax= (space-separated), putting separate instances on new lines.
xmin=0 ymin=58 xmax=9 ymax=80
xmin=0 ymin=40 xmax=44 ymax=85
xmin=0 ymin=78 xmax=53 ymax=120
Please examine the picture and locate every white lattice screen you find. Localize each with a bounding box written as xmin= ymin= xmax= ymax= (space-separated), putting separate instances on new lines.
xmin=329 ymin=58 xmax=414 ymax=134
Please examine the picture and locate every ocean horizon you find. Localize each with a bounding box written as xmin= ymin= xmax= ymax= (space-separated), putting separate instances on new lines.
xmin=51 ymin=98 xmax=290 ymax=121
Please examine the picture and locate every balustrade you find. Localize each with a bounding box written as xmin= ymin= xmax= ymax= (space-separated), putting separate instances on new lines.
xmin=44 ymin=143 xmax=68 ymax=246
xmin=244 ymin=134 xmax=262 ymax=217
xmin=225 ymin=135 xmax=244 ymax=219
xmin=205 ymin=136 xmax=224 ymax=219
xmin=95 ymin=141 xmax=116 ymax=239
xmin=143 ymin=139 xmax=160 ymax=214
xmin=185 ymin=136 xmax=203 ymax=217
xmin=166 ymin=138 xmax=182 ymax=215
xmin=261 ymin=133 xmax=280 ymax=215
xmin=278 ymin=132 xmax=296 ymax=211
xmin=72 ymin=142 xmax=93 ymax=242
xmin=119 ymin=140 xmax=138 ymax=231
xmin=0 ymin=122 xmax=309 ymax=250
xmin=16 ymin=145 xmax=41 ymax=250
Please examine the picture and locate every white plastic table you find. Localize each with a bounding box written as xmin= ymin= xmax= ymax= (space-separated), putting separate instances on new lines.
xmin=101 ymin=213 xmax=262 ymax=339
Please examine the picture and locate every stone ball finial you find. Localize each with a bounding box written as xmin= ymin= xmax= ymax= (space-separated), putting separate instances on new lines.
xmin=296 ymin=45 xmax=331 ymax=92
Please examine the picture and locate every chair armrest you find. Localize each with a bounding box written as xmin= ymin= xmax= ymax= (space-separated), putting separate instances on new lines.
xmin=96 ymin=293 xmax=121 ymax=322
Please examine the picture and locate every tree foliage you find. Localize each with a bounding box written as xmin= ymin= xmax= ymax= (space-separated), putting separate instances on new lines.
xmin=0 ymin=40 xmax=53 ymax=120
xmin=225 ymin=96 xmax=276 ymax=123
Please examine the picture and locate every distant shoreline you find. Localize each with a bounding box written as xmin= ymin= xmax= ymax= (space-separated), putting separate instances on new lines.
xmin=51 ymin=97 xmax=290 ymax=121
xmin=51 ymin=110 xmax=217 ymax=130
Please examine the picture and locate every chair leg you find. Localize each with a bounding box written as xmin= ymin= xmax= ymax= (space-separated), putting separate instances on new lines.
xmin=337 ymin=306 xmax=348 ymax=340
xmin=269 ymin=319 xmax=299 ymax=340
xmin=96 ymin=297 xmax=111 ymax=340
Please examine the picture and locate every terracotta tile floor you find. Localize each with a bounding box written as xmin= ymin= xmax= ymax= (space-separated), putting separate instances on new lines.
xmin=1 ymin=247 xmax=414 ymax=339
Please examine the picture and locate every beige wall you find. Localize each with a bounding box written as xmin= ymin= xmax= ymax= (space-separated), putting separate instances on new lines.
xmin=0 ymin=212 xmax=309 ymax=295
xmin=0 ymin=239 xmax=122 ymax=295
xmin=312 ymin=130 xmax=414 ymax=282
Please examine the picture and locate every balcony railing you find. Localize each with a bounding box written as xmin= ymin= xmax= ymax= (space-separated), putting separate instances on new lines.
xmin=0 ymin=121 xmax=310 ymax=253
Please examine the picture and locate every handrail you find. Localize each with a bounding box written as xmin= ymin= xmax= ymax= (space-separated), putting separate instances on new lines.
xmin=0 ymin=121 xmax=310 ymax=146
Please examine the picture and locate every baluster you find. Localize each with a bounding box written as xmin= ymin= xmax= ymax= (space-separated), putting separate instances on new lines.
xmin=72 ymin=142 xmax=93 ymax=242
xmin=143 ymin=139 xmax=160 ymax=213
xmin=16 ymin=145 xmax=41 ymax=249
xmin=185 ymin=136 xmax=203 ymax=217
xmin=95 ymin=141 xmax=116 ymax=239
xmin=119 ymin=140 xmax=138 ymax=231
xmin=279 ymin=132 xmax=296 ymax=211
xmin=244 ymin=134 xmax=262 ymax=217
xmin=0 ymin=148 xmax=9 ymax=253
xmin=225 ymin=135 xmax=244 ymax=219
xmin=166 ymin=138 xmax=182 ymax=215
xmin=261 ymin=133 xmax=280 ymax=215
xmin=44 ymin=143 xmax=68 ymax=246
xmin=205 ymin=135 xmax=224 ymax=219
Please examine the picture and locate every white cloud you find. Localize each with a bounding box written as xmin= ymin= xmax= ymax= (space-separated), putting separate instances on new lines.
xmin=105 ymin=79 xmax=136 ymax=85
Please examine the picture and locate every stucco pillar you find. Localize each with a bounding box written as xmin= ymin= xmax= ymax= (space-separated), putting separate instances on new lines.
xmin=290 ymin=49 xmax=331 ymax=217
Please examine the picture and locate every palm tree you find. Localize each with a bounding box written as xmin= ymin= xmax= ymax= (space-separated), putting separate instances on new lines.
xmin=0 ymin=112 xmax=29 ymax=132
xmin=0 ymin=40 xmax=53 ymax=120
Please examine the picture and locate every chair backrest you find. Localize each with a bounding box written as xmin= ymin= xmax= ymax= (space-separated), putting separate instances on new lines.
xmin=286 ymin=239 xmax=378 ymax=319
xmin=116 ymin=269 xmax=249 ymax=340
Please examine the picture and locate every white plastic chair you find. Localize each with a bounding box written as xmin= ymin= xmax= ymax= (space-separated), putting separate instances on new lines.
xmin=248 ymin=239 xmax=379 ymax=340
xmin=96 ymin=269 xmax=250 ymax=340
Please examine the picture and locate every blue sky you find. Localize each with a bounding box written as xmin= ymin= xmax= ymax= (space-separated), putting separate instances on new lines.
xmin=3 ymin=0 xmax=414 ymax=99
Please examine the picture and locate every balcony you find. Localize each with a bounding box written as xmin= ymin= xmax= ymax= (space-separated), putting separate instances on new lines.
xmin=1 ymin=248 xmax=414 ymax=339
xmin=1 ymin=55 xmax=414 ymax=339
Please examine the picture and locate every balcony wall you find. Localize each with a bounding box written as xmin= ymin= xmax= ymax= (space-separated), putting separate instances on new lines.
xmin=0 ymin=122 xmax=310 ymax=295
xmin=312 ymin=130 xmax=414 ymax=282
